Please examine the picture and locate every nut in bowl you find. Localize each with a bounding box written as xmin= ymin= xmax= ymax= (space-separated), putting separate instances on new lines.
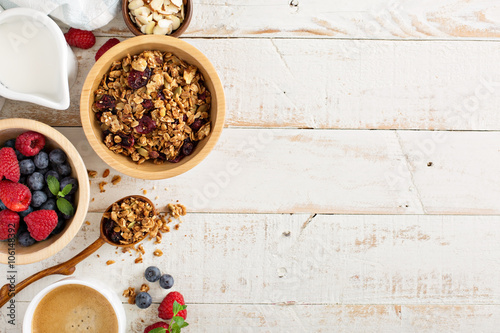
xmin=80 ymin=35 xmax=225 ymax=180
xmin=122 ymin=0 xmax=193 ymax=37
xmin=0 ymin=118 xmax=90 ymax=265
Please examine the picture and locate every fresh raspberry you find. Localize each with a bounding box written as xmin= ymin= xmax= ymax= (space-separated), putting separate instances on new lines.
xmin=0 ymin=148 xmax=20 ymax=182
xmin=95 ymin=38 xmax=120 ymax=61
xmin=15 ymin=131 xmax=46 ymax=157
xmin=65 ymin=28 xmax=96 ymax=49
xmin=0 ymin=180 xmax=31 ymax=212
xmin=144 ymin=321 xmax=169 ymax=333
xmin=24 ymin=210 xmax=58 ymax=241
xmin=0 ymin=210 xmax=20 ymax=241
xmin=158 ymin=291 xmax=186 ymax=320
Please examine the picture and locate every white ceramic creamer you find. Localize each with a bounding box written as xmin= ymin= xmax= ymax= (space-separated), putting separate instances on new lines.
xmin=0 ymin=6 xmax=77 ymax=110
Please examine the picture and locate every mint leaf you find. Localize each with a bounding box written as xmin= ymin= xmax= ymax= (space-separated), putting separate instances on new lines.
xmin=47 ymin=175 xmax=60 ymax=196
xmin=61 ymin=184 xmax=72 ymax=197
xmin=173 ymin=301 xmax=182 ymax=316
xmin=57 ymin=198 xmax=74 ymax=216
xmin=148 ymin=328 xmax=167 ymax=333
xmin=173 ymin=317 xmax=185 ymax=327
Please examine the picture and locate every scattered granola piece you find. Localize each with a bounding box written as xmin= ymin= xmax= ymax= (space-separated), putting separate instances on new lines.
xmin=155 ymin=196 xmax=159 ymax=200
xmin=111 ymin=175 xmax=122 ymax=185
xmin=140 ymin=284 xmax=150 ymax=292
xmin=103 ymin=169 xmax=110 ymax=178
xmin=106 ymin=260 xmax=115 ymax=265
xmin=99 ymin=181 xmax=107 ymax=193
xmin=167 ymin=203 xmax=186 ymax=218
xmin=96 ymin=254 xmax=100 ymax=258
xmin=85 ymin=221 xmax=91 ymax=225
xmin=174 ymin=224 xmax=180 ymax=230
xmin=137 ymin=244 xmax=145 ymax=255
xmin=143 ymin=189 xmax=147 ymax=195
xmin=91 ymin=198 xmax=95 ymax=202
xmin=154 ymin=249 xmax=163 ymax=257
xmin=87 ymin=170 xmax=98 ymax=178
xmin=135 ymin=255 xmax=143 ymax=264
xmin=123 ymin=287 xmax=136 ymax=304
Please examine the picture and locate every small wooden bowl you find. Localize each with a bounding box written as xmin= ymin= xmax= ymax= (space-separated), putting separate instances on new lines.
xmin=80 ymin=35 xmax=225 ymax=180
xmin=0 ymin=119 xmax=90 ymax=265
xmin=122 ymin=0 xmax=193 ymax=38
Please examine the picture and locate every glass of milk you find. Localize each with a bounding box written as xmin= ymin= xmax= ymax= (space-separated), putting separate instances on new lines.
xmin=0 ymin=6 xmax=77 ymax=110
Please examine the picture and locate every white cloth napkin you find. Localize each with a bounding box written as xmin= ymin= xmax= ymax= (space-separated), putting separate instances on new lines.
xmin=0 ymin=0 xmax=121 ymax=30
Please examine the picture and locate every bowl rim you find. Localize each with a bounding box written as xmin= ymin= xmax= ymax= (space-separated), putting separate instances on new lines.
xmin=80 ymin=35 xmax=225 ymax=180
xmin=0 ymin=118 xmax=90 ymax=265
xmin=121 ymin=0 xmax=193 ymax=38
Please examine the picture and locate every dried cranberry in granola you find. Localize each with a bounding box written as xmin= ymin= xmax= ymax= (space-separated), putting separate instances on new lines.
xmin=93 ymin=50 xmax=212 ymax=164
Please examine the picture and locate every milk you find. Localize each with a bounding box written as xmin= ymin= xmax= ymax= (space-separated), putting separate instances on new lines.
xmin=0 ymin=17 xmax=63 ymax=101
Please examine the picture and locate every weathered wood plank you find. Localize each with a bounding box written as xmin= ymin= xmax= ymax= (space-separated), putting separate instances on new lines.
xmin=3 ymin=38 xmax=500 ymax=130
xmin=94 ymin=1 xmax=500 ymax=39
xmin=3 ymin=214 xmax=500 ymax=331
xmin=49 ymin=127 xmax=500 ymax=214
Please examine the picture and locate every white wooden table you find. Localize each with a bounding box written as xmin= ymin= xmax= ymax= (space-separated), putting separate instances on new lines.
xmin=3 ymin=1 xmax=500 ymax=331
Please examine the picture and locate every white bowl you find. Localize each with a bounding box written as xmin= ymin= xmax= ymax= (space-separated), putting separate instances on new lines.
xmin=23 ymin=277 xmax=126 ymax=333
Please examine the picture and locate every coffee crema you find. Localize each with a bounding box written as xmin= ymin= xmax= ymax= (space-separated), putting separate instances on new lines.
xmin=32 ymin=284 xmax=119 ymax=333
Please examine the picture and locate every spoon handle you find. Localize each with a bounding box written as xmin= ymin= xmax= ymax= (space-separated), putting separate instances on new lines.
xmin=0 ymin=237 xmax=106 ymax=308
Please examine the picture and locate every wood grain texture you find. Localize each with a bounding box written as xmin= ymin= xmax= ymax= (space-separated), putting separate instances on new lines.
xmin=55 ymin=127 xmax=500 ymax=215
xmin=3 ymin=38 xmax=500 ymax=130
xmin=95 ymin=1 xmax=500 ymax=39
xmin=3 ymin=213 xmax=500 ymax=331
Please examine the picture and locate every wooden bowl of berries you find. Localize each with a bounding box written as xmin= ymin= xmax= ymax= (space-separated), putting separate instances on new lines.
xmin=0 ymin=119 xmax=90 ymax=265
xmin=80 ymin=35 xmax=225 ymax=180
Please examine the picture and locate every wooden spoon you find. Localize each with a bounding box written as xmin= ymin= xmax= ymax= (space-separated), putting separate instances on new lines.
xmin=0 ymin=195 xmax=156 ymax=308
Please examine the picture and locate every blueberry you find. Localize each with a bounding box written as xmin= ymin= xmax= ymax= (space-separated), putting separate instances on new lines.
xmin=50 ymin=216 xmax=66 ymax=235
xmin=60 ymin=177 xmax=78 ymax=195
xmin=135 ymin=292 xmax=152 ymax=309
xmin=0 ymin=199 xmax=6 ymax=211
xmin=33 ymin=151 xmax=49 ymax=169
xmin=15 ymin=149 xmax=26 ymax=161
xmin=17 ymin=221 xmax=27 ymax=236
xmin=3 ymin=139 xmax=15 ymax=148
xmin=19 ymin=159 xmax=35 ymax=175
xmin=45 ymin=170 xmax=60 ymax=182
xmin=56 ymin=162 xmax=71 ymax=177
xmin=19 ymin=206 xmax=33 ymax=218
xmin=159 ymin=274 xmax=174 ymax=289
xmin=49 ymin=149 xmax=67 ymax=165
xmin=144 ymin=266 xmax=161 ymax=283
xmin=44 ymin=187 xmax=55 ymax=198
xmin=31 ymin=190 xmax=47 ymax=208
xmin=40 ymin=198 xmax=56 ymax=211
xmin=18 ymin=232 xmax=36 ymax=247
xmin=19 ymin=176 xmax=26 ymax=184
xmin=27 ymin=172 xmax=44 ymax=191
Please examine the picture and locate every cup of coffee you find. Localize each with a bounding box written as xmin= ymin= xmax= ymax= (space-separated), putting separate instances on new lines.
xmin=23 ymin=277 xmax=126 ymax=333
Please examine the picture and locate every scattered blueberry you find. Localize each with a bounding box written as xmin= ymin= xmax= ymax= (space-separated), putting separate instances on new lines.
xmin=3 ymin=139 xmax=15 ymax=148
xmin=159 ymin=274 xmax=174 ymax=289
xmin=19 ymin=206 xmax=34 ymax=218
xmin=56 ymin=162 xmax=71 ymax=177
xmin=60 ymin=177 xmax=78 ymax=195
xmin=15 ymin=149 xmax=26 ymax=161
xmin=33 ymin=151 xmax=49 ymax=169
xmin=27 ymin=172 xmax=44 ymax=191
xmin=19 ymin=159 xmax=35 ymax=175
xmin=135 ymin=292 xmax=152 ymax=309
xmin=40 ymin=198 xmax=56 ymax=211
xmin=18 ymin=232 xmax=36 ymax=247
xmin=36 ymin=167 xmax=49 ymax=175
xmin=144 ymin=266 xmax=161 ymax=283
xmin=31 ymin=190 xmax=48 ymax=208
xmin=0 ymin=199 xmax=6 ymax=211
xmin=49 ymin=149 xmax=67 ymax=165
xmin=45 ymin=170 xmax=60 ymax=182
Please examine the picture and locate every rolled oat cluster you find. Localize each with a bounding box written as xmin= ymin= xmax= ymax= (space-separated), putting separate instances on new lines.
xmin=93 ymin=50 xmax=211 ymax=164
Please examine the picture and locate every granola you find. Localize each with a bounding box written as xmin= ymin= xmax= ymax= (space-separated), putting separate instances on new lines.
xmin=93 ymin=50 xmax=211 ymax=164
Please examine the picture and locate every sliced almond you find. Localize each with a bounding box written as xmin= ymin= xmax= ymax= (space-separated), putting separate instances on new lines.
xmin=158 ymin=19 xmax=173 ymax=29
xmin=150 ymin=0 xmax=163 ymax=11
xmin=166 ymin=15 xmax=181 ymax=30
xmin=128 ymin=0 xmax=144 ymax=10
xmin=153 ymin=25 xmax=172 ymax=35
xmin=145 ymin=21 xmax=156 ymax=34
xmin=158 ymin=3 xmax=179 ymax=15
xmin=153 ymin=11 xmax=164 ymax=22
xmin=171 ymin=0 xmax=182 ymax=8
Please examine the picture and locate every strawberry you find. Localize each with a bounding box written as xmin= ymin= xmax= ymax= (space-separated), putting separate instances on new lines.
xmin=24 ymin=210 xmax=58 ymax=241
xmin=0 ymin=147 xmax=20 ymax=182
xmin=65 ymin=28 xmax=96 ymax=49
xmin=0 ymin=180 xmax=31 ymax=212
xmin=95 ymin=38 xmax=120 ymax=61
xmin=144 ymin=322 xmax=169 ymax=333
xmin=158 ymin=292 xmax=187 ymax=320
xmin=15 ymin=131 xmax=45 ymax=157
xmin=0 ymin=210 xmax=20 ymax=241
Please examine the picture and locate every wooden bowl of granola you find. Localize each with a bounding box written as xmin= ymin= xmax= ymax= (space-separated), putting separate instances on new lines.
xmin=122 ymin=0 xmax=193 ymax=37
xmin=0 ymin=118 xmax=90 ymax=265
xmin=80 ymin=35 xmax=225 ymax=180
